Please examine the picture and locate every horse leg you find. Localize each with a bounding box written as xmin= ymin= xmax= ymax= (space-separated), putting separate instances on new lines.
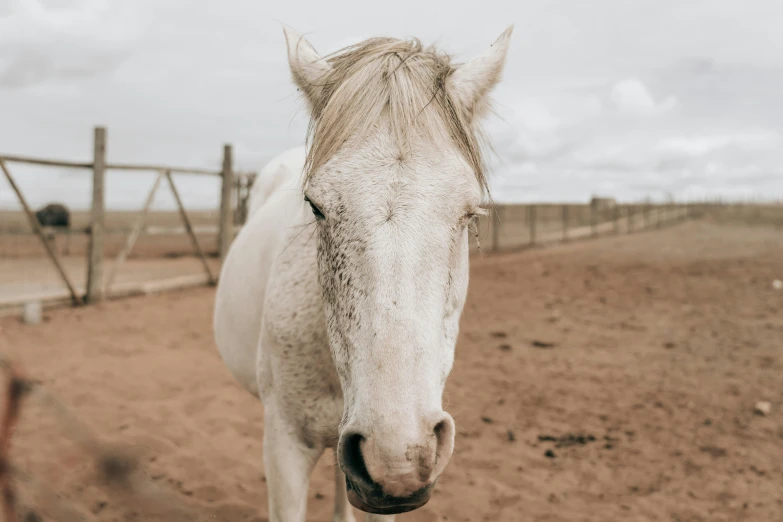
xmin=333 ymin=464 xmax=356 ymax=522
xmin=263 ymin=408 xmax=322 ymax=522
xmin=365 ymin=514 xmax=395 ymax=521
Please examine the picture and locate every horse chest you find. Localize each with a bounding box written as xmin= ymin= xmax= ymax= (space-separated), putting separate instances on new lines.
xmin=266 ymin=343 xmax=345 ymax=448
xmin=261 ymin=259 xmax=345 ymax=447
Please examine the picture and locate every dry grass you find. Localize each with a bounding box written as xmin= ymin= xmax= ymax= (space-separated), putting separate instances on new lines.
xmin=700 ymin=204 xmax=783 ymax=228
xmin=0 ymin=210 xmax=219 ymax=232
xmin=0 ymin=210 xmax=221 ymax=259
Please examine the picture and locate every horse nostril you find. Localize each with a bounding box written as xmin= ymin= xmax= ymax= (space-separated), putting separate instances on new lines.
xmin=339 ymin=432 xmax=374 ymax=489
xmin=434 ymin=419 xmax=448 ymax=441
xmin=434 ymin=417 xmax=453 ymax=446
xmin=430 ymin=413 xmax=455 ymax=478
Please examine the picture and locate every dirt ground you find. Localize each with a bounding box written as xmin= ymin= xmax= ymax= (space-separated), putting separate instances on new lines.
xmin=0 ymin=256 xmax=220 ymax=306
xmin=0 ymin=220 xmax=781 ymax=522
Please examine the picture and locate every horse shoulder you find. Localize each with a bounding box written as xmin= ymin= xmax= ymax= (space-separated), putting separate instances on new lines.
xmin=214 ymin=165 xmax=303 ymax=396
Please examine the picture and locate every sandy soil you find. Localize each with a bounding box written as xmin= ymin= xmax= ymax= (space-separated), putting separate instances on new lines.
xmin=0 ymin=257 xmax=220 ymax=305
xmin=1 ymin=220 xmax=782 ymax=522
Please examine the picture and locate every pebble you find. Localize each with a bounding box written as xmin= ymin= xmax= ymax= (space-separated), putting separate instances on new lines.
xmin=22 ymin=301 xmax=42 ymax=325
xmin=755 ymin=401 xmax=772 ymax=416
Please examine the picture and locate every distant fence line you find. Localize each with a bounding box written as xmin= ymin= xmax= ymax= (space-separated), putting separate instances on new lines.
xmin=467 ymin=201 xmax=692 ymax=254
xmin=472 ymin=198 xmax=783 ymax=254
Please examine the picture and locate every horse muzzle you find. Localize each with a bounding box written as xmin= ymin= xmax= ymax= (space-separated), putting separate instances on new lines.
xmin=345 ymin=477 xmax=434 ymax=515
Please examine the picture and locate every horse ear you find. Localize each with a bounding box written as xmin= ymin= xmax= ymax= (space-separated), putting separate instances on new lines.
xmin=448 ymin=26 xmax=513 ymax=117
xmin=283 ymin=26 xmax=332 ymax=109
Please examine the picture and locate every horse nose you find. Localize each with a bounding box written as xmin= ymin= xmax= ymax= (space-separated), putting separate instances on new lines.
xmin=338 ymin=412 xmax=455 ymax=500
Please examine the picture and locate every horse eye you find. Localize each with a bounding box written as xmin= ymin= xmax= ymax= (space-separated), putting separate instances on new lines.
xmin=461 ymin=208 xmax=486 ymax=227
xmin=304 ymin=196 xmax=325 ymax=220
xmin=461 ymin=212 xmax=478 ymax=225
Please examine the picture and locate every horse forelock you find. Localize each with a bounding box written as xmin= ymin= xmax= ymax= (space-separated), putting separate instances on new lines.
xmin=301 ymin=36 xmax=492 ymax=197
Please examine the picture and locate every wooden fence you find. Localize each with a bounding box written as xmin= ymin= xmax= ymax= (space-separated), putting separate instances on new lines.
xmin=10 ymin=125 xmax=772 ymax=311
xmin=0 ymin=127 xmax=241 ymax=307
xmin=468 ymin=201 xmax=695 ymax=254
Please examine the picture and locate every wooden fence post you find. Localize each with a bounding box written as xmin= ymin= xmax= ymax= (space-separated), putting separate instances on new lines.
xmin=613 ymin=204 xmax=620 ymax=234
xmin=86 ymin=126 xmax=106 ymax=303
xmin=233 ymin=176 xmax=241 ymax=226
xmin=528 ymin=204 xmax=537 ymax=246
xmin=491 ymin=205 xmax=502 ymax=252
xmin=590 ymin=203 xmax=597 ymax=237
xmin=219 ymin=144 xmax=234 ymax=262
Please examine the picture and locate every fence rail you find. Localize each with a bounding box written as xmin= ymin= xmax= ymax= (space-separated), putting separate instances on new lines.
xmin=0 ymin=154 xmax=222 ymax=176
xmin=106 ymin=163 xmax=220 ymax=176
xmin=0 ymin=155 xmax=93 ymax=170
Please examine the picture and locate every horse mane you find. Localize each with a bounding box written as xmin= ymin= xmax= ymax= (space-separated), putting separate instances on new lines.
xmin=300 ymin=36 xmax=492 ymax=195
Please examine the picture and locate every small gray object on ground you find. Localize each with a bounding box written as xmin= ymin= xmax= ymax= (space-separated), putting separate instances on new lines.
xmin=754 ymin=401 xmax=772 ymax=416
xmin=23 ymin=301 xmax=43 ymax=325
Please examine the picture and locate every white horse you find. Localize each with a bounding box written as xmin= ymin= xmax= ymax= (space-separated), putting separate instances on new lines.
xmin=214 ymin=25 xmax=513 ymax=522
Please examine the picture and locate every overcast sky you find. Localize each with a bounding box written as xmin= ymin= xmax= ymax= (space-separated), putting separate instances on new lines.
xmin=1 ymin=0 xmax=782 ymax=210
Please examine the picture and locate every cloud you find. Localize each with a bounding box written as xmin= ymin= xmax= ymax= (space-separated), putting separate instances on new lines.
xmin=610 ymin=78 xmax=678 ymax=116
xmin=0 ymin=0 xmax=144 ymax=88
xmin=487 ymin=73 xmax=782 ymax=202
xmin=1 ymin=1 xmax=781 ymax=208
xmin=656 ymin=131 xmax=782 ymax=157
